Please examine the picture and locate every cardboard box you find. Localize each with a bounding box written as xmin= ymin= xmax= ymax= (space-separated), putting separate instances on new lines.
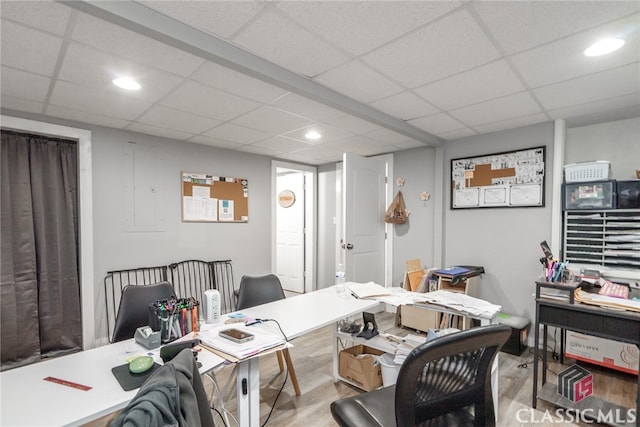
xmin=565 ymin=331 xmax=638 ymax=375
xmin=339 ymin=345 xmax=384 ymax=391
xmin=400 ymin=305 xmax=438 ymax=332
xmin=404 ymin=259 xmax=425 ymax=291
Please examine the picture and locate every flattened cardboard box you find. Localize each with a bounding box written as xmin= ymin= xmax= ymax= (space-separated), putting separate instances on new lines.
xmin=339 ymin=345 xmax=384 ymax=391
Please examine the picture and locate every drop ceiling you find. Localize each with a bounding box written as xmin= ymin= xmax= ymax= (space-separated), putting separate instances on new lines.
xmin=1 ymin=1 xmax=639 ymax=165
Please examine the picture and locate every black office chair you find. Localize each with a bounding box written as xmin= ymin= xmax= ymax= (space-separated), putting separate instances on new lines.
xmin=330 ymin=324 xmax=511 ymax=427
xmin=236 ymin=274 xmax=301 ymax=396
xmin=111 ymin=281 xmax=175 ymax=343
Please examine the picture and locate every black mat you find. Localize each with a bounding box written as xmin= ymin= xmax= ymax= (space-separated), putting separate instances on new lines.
xmin=111 ymin=362 xmax=161 ymax=391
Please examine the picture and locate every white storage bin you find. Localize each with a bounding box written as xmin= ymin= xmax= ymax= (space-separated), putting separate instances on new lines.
xmin=564 ymin=161 xmax=611 ymax=183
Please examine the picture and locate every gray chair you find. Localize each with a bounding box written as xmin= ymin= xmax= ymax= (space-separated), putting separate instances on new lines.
xmin=236 ymin=274 xmax=301 ymax=396
xmin=111 ymin=281 xmax=175 ymax=343
xmin=330 ymin=324 xmax=511 ymax=427
xmin=112 ymin=348 xmax=215 ymax=427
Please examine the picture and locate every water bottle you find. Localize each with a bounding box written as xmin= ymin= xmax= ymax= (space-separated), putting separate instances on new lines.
xmin=335 ymin=263 xmax=346 ymax=295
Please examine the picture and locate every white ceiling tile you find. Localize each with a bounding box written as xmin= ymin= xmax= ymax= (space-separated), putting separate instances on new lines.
xmin=50 ymin=81 xmax=152 ymax=120
xmin=126 ymin=121 xmax=195 ymax=141
xmin=160 ymin=81 xmax=259 ymax=121
xmin=231 ymin=105 xmax=314 ymax=134
xmin=250 ymin=136 xmax=310 ymax=153
xmin=276 ymin=1 xmax=461 ymax=56
xmin=72 ymin=13 xmax=204 ymax=77
xmin=187 ymin=135 xmax=245 ymax=150
xmin=450 ymin=92 xmax=542 ymax=126
xmin=140 ymin=1 xmax=265 ymax=39
xmin=136 ymin=105 xmax=222 ymax=134
xmin=437 ymin=128 xmax=478 ymax=140
xmin=281 ymin=123 xmax=354 ymax=144
xmin=270 ymin=93 xmax=344 ymax=122
xmin=1 ymin=21 xmax=62 ymax=76
xmin=46 ymin=104 xmax=131 ymax=129
xmin=1 ymin=67 xmax=50 ymax=102
xmin=472 ymin=113 xmax=549 ymax=135
xmin=0 ymin=1 xmax=72 ymax=36
xmin=324 ymin=114 xmax=380 ymax=134
xmin=314 ymin=60 xmax=402 ymax=104
xmin=190 ymin=61 xmax=287 ymax=104
xmin=548 ymin=93 xmax=640 ymax=122
xmin=202 ymin=123 xmax=270 ymax=144
xmin=362 ymin=9 xmax=500 ymax=88
xmin=58 ymin=43 xmax=184 ymax=103
xmin=369 ymin=91 xmax=439 ymax=120
xmin=415 ymin=60 xmax=525 ymax=110
xmin=0 ymin=95 xmax=44 ymax=115
xmin=473 ymin=1 xmax=640 ymax=54
xmin=534 ymin=63 xmax=640 ymax=110
xmin=511 ymin=13 xmax=640 ymax=88
xmin=408 ymin=113 xmax=466 ymax=134
xmin=232 ymin=9 xmax=350 ymax=78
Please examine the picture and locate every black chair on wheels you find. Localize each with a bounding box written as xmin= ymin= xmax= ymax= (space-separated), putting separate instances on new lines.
xmin=330 ymin=324 xmax=511 ymax=427
xmin=236 ymin=274 xmax=302 ymax=396
xmin=111 ymin=281 xmax=175 ymax=343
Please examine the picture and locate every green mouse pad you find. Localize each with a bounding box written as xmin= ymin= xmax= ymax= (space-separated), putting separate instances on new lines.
xmin=111 ymin=362 xmax=161 ymax=391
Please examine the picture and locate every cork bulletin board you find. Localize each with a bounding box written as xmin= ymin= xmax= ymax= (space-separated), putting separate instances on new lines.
xmin=181 ymin=172 xmax=248 ymax=222
xmin=451 ymin=146 xmax=545 ymax=209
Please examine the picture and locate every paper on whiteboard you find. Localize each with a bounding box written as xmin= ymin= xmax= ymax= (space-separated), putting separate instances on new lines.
xmin=219 ymin=200 xmax=234 ymax=221
xmin=183 ymin=196 xmax=217 ymax=221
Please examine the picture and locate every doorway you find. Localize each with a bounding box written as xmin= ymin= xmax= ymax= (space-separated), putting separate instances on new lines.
xmin=272 ymin=161 xmax=316 ymax=293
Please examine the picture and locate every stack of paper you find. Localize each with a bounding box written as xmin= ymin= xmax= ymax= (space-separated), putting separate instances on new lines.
xmin=417 ymin=290 xmax=501 ymax=317
xmin=393 ymin=334 xmax=425 ymax=364
xmin=347 ymin=282 xmax=392 ymax=299
xmin=198 ymin=325 xmax=285 ymax=361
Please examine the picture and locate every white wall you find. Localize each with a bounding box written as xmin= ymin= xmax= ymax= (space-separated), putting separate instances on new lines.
xmin=389 ymin=146 xmax=437 ymax=286
xmin=317 ymin=164 xmax=337 ymax=289
xmin=566 ymin=116 xmax=640 ymax=180
xmin=443 ymin=123 xmax=555 ymax=326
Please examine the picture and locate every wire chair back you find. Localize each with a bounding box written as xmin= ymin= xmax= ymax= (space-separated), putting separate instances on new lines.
xmin=104 ymin=265 xmax=168 ymax=342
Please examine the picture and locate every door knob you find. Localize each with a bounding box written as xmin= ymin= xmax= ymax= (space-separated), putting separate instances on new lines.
xmin=346 ymin=243 xmax=354 ymax=250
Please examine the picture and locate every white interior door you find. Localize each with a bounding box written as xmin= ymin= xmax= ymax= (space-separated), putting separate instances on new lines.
xmin=342 ymin=153 xmax=387 ymax=285
xmin=276 ymin=171 xmax=305 ymax=293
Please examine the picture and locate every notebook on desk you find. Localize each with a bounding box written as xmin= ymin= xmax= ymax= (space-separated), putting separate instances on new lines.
xmin=347 ymin=282 xmax=391 ymax=299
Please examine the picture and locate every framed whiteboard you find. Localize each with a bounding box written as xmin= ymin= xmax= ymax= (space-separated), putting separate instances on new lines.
xmin=451 ymin=146 xmax=545 ymax=209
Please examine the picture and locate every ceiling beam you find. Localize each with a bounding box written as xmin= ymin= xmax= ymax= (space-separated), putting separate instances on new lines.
xmin=60 ymin=0 xmax=443 ymax=146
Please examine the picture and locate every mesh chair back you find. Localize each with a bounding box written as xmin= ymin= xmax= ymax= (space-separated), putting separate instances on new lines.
xmin=236 ymin=274 xmax=285 ymax=310
xmin=104 ymin=265 xmax=168 ymax=342
xmin=395 ymin=324 xmax=510 ymax=427
xmin=111 ymin=282 xmax=175 ymax=343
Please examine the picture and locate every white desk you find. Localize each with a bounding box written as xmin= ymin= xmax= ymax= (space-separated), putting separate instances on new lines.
xmin=0 ymin=337 xmax=224 ymax=426
xmin=230 ymin=286 xmax=380 ymax=427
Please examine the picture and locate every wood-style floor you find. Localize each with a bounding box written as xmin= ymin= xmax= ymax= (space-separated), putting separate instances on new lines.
xmin=85 ymin=312 xmax=636 ymax=427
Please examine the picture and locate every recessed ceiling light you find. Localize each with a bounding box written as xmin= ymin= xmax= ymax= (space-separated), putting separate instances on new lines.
xmin=112 ymin=77 xmax=141 ymax=90
xmin=584 ymin=38 xmax=625 ymax=57
xmin=305 ymin=130 xmax=322 ymax=140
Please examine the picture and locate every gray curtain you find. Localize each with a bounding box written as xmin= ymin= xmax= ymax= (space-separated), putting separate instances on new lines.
xmin=1 ymin=130 xmax=81 ymax=370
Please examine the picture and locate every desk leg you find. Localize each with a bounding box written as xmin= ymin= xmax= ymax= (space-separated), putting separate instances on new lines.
xmin=483 ymin=316 xmax=499 ymax=421
xmin=237 ymin=358 xmax=260 ymax=427
xmin=542 ymin=325 xmax=548 ymax=385
xmin=532 ymin=309 xmax=540 ymax=408
xmin=332 ymin=323 xmax=339 ymax=382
